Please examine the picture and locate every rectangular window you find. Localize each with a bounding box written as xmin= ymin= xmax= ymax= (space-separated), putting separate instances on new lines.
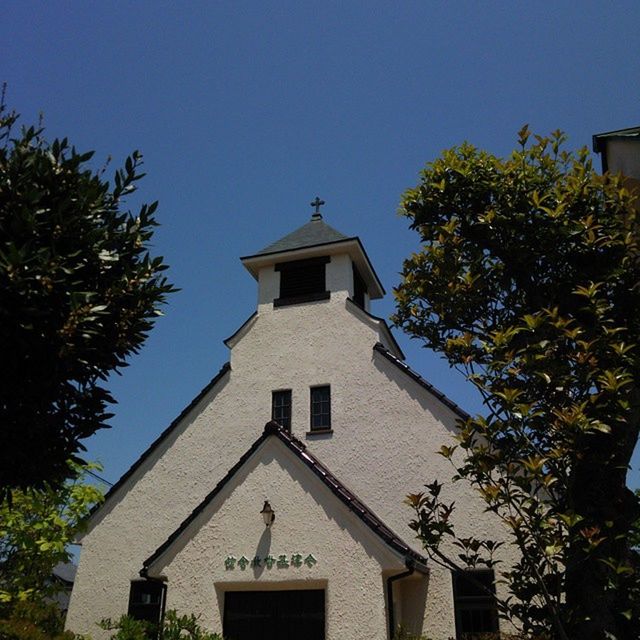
xmin=274 ymin=256 xmax=330 ymax=307
xmin=452 ymin=570 xmax=498 ymax=639
xmin=310 ymin=386 xmax=331 ymax=430
xmin=352 ymin=263 xmax=367 ymax=309
xmin=272 ymin=390 xmax=292 ymax=430
xmin=128 ymin=580 xmax=165 ymax=634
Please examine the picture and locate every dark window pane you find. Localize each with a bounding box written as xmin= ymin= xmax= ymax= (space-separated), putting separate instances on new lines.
xmin=454 ymin=570 xmax=496 ymax=597
xmin=224 ymin=590 xmax=325 ymax=640
xmin=352 ymin=264 xmax=367 ymax=309
xmin=128 ymin=581 xmax=164 ymax=633
xmin=452 ymin=570 xmax=498 ymax=638
xmin=280 ymin=265 xmax=324 ymax=298
xmin=310 ymin=386 xmax=331 ymax=430
xmin=272 ymin=390 xmax=292 ymax=430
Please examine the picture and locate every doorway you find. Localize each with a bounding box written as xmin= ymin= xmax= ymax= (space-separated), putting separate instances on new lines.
xmin=223 ymin=589 xmax=325 ymax=640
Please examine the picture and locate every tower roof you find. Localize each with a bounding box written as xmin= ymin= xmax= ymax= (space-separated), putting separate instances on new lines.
xmin=241 ymin=209 xmax=385 ymax=299
xmin=255 ymin=213 xmax=350 ymax=256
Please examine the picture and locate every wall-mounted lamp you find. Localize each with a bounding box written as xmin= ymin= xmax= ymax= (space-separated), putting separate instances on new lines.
xmin=260 ymin=500 xmax=275 ymax=528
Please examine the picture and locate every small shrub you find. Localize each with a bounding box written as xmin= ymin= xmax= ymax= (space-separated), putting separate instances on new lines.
xmin=97 ymin=617 xmax=149 ymax=640
xmin=98 ymin=612 xmax=222 ymax=640
xmin=162 ymin=611 xmax=221 ymax=640
xmin=392 ymin=626 xmax=432 ymax=640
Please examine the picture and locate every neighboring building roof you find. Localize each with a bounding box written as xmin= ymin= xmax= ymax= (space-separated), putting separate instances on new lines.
xmin=85 ymin=362 xmax=232 ymax=524
xmin=592 ymin=126 xmax=640 ymax=153
xmin=142 ymin=421 xmax=429 ymax=575
xmin=373 ymin=342 xmax=470 ymax=421
xmin=253 ymin=213 xmax=350 ymax=256
xmin=52 ymin=561 xmax=77 ymax=586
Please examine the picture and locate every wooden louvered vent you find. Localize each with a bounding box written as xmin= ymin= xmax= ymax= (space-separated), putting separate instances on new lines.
xmin=274 ymin=256 xmax=330 ymax=307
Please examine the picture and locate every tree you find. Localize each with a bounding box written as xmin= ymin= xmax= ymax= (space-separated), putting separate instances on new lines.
xmin=0 ymin=462 xmax=103 ymax=607
xmin=0 ymin=95 xmax=175 ymax=497
xmin=394 ymin=128 xmax=640 ymax=639
xmin=631 ymin=489 xmax=640 ymax=551
xmin=0 ymin=601 xmax=80 ymax=640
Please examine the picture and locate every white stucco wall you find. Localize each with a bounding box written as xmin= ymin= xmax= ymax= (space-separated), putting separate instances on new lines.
xmin=67 ymin=275 xmax=511 ymax=640
xmin=149 ymin=438 xmax=406 ymax=639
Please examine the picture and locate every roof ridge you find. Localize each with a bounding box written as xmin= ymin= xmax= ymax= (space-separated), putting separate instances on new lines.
xmin=250 ymin=216 xmax=351 ymax=257
xmin=86 ymin=362 xmax=232 ymax=523
xmin=373 ymin=343 xmax=470 ymax=421
xmin=142 ymin=421 xmax=428 ymax=574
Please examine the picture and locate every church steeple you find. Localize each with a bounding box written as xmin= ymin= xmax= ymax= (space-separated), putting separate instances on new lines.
xmin=250 ymin=204 xmax=348 ymax=258
xmin=240 ymin=203 xmax=385 ymax=312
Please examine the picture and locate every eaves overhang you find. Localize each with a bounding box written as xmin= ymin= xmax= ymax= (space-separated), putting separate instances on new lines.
xmin=345 ymin=298 xmax=405 ymax=360
xmin=142 ymin=421 xmax=428 ymax=575
xmin=592 ymin=126 xmax=640 ymax=153
xmin=240 ymin=237 xmax=386 ymax=300
xmin=223 ymin=311 xmax=258 ymax=348
xmin=593 ymin=126 xmax=640 ymax=173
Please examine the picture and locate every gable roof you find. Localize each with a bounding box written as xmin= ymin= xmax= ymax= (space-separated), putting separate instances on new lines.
xmin=373 ymin=342 xmax=470 ymax=421
xmin=142 ymin=421 xmax=428 ymax=575
xmin=86 ymin=362 xmax=232 ymax=523
xmin=252 ymin=213 xmax=350 ymax=256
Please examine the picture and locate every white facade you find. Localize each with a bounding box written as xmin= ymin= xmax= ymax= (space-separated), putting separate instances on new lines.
xmin=66 ymin=214 xmax=510 ymax=640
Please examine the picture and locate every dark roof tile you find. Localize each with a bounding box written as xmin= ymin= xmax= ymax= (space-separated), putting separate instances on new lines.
xmin=253 ymin=214 xmax=350 ymax=256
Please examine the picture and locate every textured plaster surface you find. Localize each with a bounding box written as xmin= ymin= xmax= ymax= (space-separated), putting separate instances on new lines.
xmin=67 ymin=258 xmax=512 ymax=640
xmin=151 ymin=438 xmax=401 ymax=639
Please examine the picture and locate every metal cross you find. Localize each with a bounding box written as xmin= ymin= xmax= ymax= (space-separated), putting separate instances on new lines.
xmin=310 ymin=197 xmax=325 ymax=214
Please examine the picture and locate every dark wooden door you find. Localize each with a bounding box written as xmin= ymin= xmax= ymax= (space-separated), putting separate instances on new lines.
xmin=223 ymin=589 xmax=325 ymax=640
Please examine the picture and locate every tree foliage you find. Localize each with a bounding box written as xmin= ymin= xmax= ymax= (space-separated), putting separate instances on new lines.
xmin=0 ymin=601 xmax=80 ymax=640
xmin=631 ymin=489 xmax=640 ymax=552
xmin=394 ymin=128 xmax=640 ymax=640
xmin=0 ymin=96 xmax=175 ymax=496
xmin=0 ymin=462 xmax=103 ymax=608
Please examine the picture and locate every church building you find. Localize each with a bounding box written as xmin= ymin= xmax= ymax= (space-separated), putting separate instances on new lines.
xmin=66 ymin=204 xmax=508 ymax=640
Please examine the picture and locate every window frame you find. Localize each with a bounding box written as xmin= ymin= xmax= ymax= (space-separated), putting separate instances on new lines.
xmin=272 ymin=389 xmax=292 ymax=430
xmin=451 ymin=569 xmax=499 ymax=639
xmin=309 ymin=385 xmax=331 ymax=432
xmin=274 ymin=256 xmax=330 ymax=307
xmin=127 ymin=580 xmax=166 ymax=637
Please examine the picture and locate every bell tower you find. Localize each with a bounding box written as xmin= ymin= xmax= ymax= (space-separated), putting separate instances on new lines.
xmin=240 ymin=199 xmax=385 ymax=312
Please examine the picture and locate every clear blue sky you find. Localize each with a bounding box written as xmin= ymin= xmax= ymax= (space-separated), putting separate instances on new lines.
xmin=4 ymin=1 xmax=639 ymax=490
